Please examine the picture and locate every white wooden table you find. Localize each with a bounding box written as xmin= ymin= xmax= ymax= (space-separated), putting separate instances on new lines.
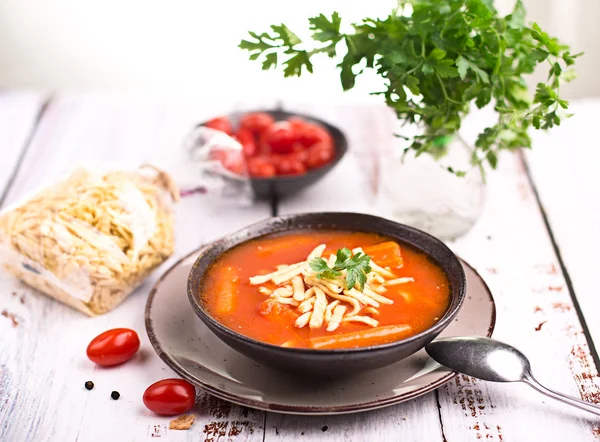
xmin=1 ymin=92 xmax=599 ymax=442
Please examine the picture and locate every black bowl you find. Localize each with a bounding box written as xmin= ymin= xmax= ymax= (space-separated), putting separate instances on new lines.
xmin=187 ymin=213 xmax=466 ymax=376
xmin=197 ymin=110 xmax=347 ymax=199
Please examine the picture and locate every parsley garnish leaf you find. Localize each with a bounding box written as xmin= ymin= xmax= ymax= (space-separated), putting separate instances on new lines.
xmin=344 ymin=252 xmax=372 ymax=292
xmin=309 ymin=257 xmax=341 ymax=280
xmin=309 ymin=248 xmax=372 ymax=291
xmin=335 ymin=247 xmax=352 ymax=264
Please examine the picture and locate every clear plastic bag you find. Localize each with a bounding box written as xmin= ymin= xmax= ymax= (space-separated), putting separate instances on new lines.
xmin=0 ymin=165 xmax=178 ymax=315
xmin=155 ymin=126 xmax=253 ymax=204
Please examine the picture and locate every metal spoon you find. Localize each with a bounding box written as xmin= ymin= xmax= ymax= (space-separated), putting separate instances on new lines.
xmin=426 ymin=336 xmax=600 ymax=416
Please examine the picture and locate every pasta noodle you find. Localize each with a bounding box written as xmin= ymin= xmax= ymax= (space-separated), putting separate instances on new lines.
xmin=326 ymin=305 xmax=346 ymax=332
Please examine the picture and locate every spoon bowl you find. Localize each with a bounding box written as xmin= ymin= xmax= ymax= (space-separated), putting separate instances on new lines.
xmin=426 ymin=336 xmax=531 ymax=383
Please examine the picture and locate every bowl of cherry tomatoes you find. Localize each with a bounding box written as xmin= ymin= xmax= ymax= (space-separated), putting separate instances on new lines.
xmin=202 ymin=110 xmax=347 ymax=199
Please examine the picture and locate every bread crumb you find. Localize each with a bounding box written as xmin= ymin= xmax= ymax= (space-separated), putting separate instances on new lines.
xmin=169 ymin=414 xmax=195 ymax=430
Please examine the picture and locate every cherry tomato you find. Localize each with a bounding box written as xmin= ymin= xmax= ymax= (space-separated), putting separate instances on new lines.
xmin=306 ymin=142 xmax=335 ymax=169
xmin=296 ymin=123 xmax=331 ymax=148
xmin=247 ymin=156 xmax=276 ymax=178
xmin=275 ymin=156 xmax=306 ymax=175
xmin=236 ymin=127 xmax=258 ymax=157
xmin=262 ymin=122 xmax=295 ymax=154
xmin=291 ymin=143 xmax=309 ymax=165
xmin=287 ymin=117 xmax=308 ymax=132
xmin=86 ymin=328 xmax=140 ymax=367
xmin=204 ymin=117 xmax=233 ymax=135
xmin=143 ymin=379 xmax=196 ymax=416
xmin=240 ymin=112 xmax=275 ymax=136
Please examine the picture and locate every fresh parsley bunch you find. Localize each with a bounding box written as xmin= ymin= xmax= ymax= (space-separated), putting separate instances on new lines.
xmin=309 ymin=247 xmax=372 ymax=291
xmin=240 ymin=0 xmax=580 ymax=175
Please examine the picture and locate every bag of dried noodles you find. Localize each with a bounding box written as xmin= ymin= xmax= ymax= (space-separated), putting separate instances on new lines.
xmin=0 ymin=165 xmax=178 ymax=315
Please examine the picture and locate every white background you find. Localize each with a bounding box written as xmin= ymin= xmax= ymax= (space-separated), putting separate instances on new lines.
xmin=0 ymin=0 xmax=597 ymax=100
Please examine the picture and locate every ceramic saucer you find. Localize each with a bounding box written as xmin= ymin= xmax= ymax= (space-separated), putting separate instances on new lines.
xmin=145 ymin=248 xmax=495 ymax=415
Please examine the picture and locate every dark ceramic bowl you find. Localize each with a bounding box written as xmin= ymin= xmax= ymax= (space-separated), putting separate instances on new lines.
xmin=187 ymin=212 xmax=466 ymax=376
xmin=197 ymin=110 xmax=347 ymax=199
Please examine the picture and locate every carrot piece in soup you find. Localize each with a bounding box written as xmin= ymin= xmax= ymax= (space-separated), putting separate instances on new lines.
xmin=213 ymin=266 xmax=239 ymax=314
xmin=309 ymin=324 xmax=412 ymax=349
xmin=363 ymin=242 xmax=403 ymax=268
xmin=258 ymin=298 xmax=299 ymax=327
xmin=258 ymin=299 xmax=304 ymax=346
xmin=255 ymin=237 xmax=315 ymax=257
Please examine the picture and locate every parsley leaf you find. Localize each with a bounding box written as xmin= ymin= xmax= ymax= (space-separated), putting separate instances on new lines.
xmin=262 ymin=52 xmax=278 ymax=70
xmin=309 ymin=12 xmax=342 ymax=57
xmin=239 ymin=24 xmax=311 ymax=78
xmin=309 ymin=257 xmax=341 ymax=280
xmin=283 ymin=51 xmax=313 ymax=77
xmin=239 ymin=32 xmax=275 ymax=58
xmin=241 ymin=1 xmax=580 ymax=178
xmin=309 ymin=248 xmax=372 ymax=291
xmin=334 ymin=247 xmax=352 ymax=264
xmin=343 ymin=252 xmax=372 ymax=292
xmin=270 ymin=24 xmax=302 ymax=47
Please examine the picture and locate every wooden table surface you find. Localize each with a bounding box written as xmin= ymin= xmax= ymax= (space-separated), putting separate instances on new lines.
xmin=1 ymin=92 xmax=599 ymax=442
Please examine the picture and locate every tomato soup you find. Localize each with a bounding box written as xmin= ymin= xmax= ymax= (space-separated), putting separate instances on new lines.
xmin=199 ymin=231 xmax=451 ymax=349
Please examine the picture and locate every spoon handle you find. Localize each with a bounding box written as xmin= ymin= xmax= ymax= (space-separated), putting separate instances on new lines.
xmin=525 ymin=375 xmax=600 ymax=416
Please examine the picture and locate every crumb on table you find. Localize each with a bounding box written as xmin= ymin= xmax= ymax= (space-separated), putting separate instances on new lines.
xmin=169 ymin=414 xmax=195 ymax=430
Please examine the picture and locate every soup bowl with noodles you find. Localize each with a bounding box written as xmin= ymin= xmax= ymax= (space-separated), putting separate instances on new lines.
xmin=187 ymin=213 xmax=466 ymax=376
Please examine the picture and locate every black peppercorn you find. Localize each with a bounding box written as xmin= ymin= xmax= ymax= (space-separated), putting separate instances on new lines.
xmin=111 ymin=391 xmax=120 ymax=400
xmin=84 ymin=381 xmax=94 ymax=390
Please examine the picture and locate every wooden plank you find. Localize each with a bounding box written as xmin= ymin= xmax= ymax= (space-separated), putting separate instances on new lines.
xmin=273 ymin=102 xmax=600 ymax=441
xmin=270 ymin=102 xmax=444 ymax=442
xmin=0 ymin=91 xmax=46 ymax=199
xmin=524 ymin=99 xmax=600 ymax=346
xmin=439 ymin=152 xmax=600 ymax=441
xmin=0 ymin=94 xmax=274 ymax=442
xmin=0 ymin=89 xmax=46 ymax=438
xmin=266 ymin=394 xmax=440 ymax=442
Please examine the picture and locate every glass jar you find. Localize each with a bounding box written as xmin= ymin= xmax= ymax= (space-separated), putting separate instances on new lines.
xmin=377 ymin=135 xmax=486 ymax=240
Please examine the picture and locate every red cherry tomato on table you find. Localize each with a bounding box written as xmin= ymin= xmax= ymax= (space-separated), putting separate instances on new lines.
xmin=143 ymin=379 xmax=196 ymax=416
xmin=262 ymin=122 xmax=295 ymax=154
xmin=296 ymin=123 xmax=332 ymax=148
xmin=86 ymin=328 xmax=140 ymax=367
xmin=236 ymin=127 xmax=258 ymax=157
xmin=204 ymin=117 xmax=233 ymax=135
xmin=240 ymin=112 xmax=275 ymax=136
xmin=306 ymin=142 xmax=335 ymax=170
xmin=247 ymin=156 xmax=276 ymax=178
